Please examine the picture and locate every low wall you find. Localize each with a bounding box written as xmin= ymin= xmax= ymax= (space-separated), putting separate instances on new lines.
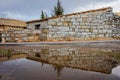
xmin=1 ymin=30 xmax=43 ymax=42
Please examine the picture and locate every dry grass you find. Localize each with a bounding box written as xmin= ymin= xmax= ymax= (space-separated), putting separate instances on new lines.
xmin=0 ymin=54 xmax=26 ymax=62
xmin=112 ymin=36 xmax=120 ymax=40
xmin=40 ymin=37 xmax=117 ymax=42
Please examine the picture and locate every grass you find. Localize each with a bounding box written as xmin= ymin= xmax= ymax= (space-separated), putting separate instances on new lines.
xmin=0 ymin=48 xmax=13 ymax=59
xmin=108 ymin=52 xmax=120 ymax=60
xmin=103 ymin=51 xmax=120 ymax=64
xmin=97 ymin=50 xmax=120 ymax=63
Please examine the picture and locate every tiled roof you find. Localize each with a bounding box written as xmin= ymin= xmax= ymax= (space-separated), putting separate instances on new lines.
xmin=115 ymin=12 xmax=120 ymax=16
xmin=27 ymin=7 xmax=112 ymax=23
xmin=0 ymin=18 xmax=26 ymax=27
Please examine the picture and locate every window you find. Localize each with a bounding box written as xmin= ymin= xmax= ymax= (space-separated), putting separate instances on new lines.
xmin=35 ymin=24 xmax=41 ymax=30
xmin=24 ymin=27 xmax=27 ymax=29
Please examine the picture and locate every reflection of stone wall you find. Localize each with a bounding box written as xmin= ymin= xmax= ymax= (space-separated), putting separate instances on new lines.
xmin=1 ymin=43 xmax=118 ymax=73
xmin=27 ymin=47 xmax=118 ymax=74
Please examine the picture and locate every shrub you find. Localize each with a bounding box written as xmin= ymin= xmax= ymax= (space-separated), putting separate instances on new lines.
xmin=7 ymin=50 xmax=12 ymax=59
xmin=0 ymin=48 xmax=13 ymax=59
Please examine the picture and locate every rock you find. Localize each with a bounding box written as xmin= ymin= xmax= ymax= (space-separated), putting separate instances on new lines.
xmin=2 ymin=37 xmax=6 ymax=43
xmin=34 ymin=36 xmax=40 ymax=42
xmin=17 ymin=39 xmax=23 ymax=42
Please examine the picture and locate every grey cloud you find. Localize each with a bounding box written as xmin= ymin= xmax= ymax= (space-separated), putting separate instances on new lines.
xmin=0 ymin=12 xmax=7 ymax=18
xmin=0 ymin=0 xmax=117 ymax=21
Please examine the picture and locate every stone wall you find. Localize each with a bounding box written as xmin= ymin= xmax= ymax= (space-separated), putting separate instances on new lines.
xmin=1 ymin=7 xmax=119 ymax=42
xmin=27 ymin=21 xmax=48 ymax=30
xmin=47 ymin=8 xmax=119 ymax=41
xmin=1 ymin=30 xmax=44 ymax=42
xmin=112 ymin=14 xmax=120 ymax=39
xmin=27 ymin=7 xmax=120 ymax=41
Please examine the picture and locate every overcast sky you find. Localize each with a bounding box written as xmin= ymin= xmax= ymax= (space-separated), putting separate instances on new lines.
xmin=0 ymin=0 xmax=120 ymax=21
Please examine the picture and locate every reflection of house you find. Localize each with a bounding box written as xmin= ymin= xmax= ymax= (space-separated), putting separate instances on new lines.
xmin=0 ymin=18 xmax=26 ymax=42
xmin=53 ymin=65 xmax=64 ymax=77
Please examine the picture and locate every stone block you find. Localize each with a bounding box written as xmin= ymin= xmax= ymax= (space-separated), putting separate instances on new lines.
xmin=71 ymin=18 xmax=76 ymax=22
xmin=57 ymin=27 xmax=70 ymax=32
xmin=57 ymin=22 xmax=63 ymax=26
xmin=48 ymin=21 xmax=57 ymax=26
xmin=41 ymin=49 xmax=49 ymax=54
xmin=42 ymin=28 xmax=49 ymax=33
xmin=72 ymin=22 xmax=79 ymax=26
xmin=63 ymin=22 xmax=69 ymax=26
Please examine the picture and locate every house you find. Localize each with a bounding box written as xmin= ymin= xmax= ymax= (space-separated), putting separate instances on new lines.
xmin=27 ymin=7 xmax=120 ymax=41
xmin=0 ymin=7 xmax=120 ymax=42
xmin=0 ymin=18 xmax=26 ymax=42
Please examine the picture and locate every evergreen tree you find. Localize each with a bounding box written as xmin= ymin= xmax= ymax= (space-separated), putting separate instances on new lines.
xmin=45 ymin=13 xmax=48 ymax=18
xmin=52 ymin=0 xmax=64 ymax=16
xmin=41 ymin=10 xmax=45 ymax=19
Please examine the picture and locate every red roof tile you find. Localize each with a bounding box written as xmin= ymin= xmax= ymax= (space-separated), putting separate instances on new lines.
xmin=0 ymin=18 xmax=26 ymax=27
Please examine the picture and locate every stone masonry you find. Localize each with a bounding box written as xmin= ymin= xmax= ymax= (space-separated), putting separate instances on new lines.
xmin=27 ymin=7 xmax=120 ymax=41
xmin=2 ymin=7 xmax=120 ymax=42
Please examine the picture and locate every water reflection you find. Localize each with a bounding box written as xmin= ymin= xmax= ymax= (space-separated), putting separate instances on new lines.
xmin=27 ymin=45 xmax=118 ymax=74
xmin=0 ymin=58 xmax=120 ymax=80
xmin=112 ymin=66 xmax=120 ymax=77
xmin=0 ymin=43 xmax=120 ymax=80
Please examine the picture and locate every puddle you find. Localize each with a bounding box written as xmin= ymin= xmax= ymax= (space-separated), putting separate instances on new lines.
xmin=0 ymin=42 xmax=120 ymax=80
xmin=0 ymin=58 xmax=120 ymax=80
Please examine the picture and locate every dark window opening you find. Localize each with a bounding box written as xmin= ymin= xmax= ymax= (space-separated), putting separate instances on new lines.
xmin=35 ymin=52 xmax=41 ymax=57
xmin=24 ymin=27 xmax=27 ymax=29
xmin=35 ymin=24 xmax=41 ymax=30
